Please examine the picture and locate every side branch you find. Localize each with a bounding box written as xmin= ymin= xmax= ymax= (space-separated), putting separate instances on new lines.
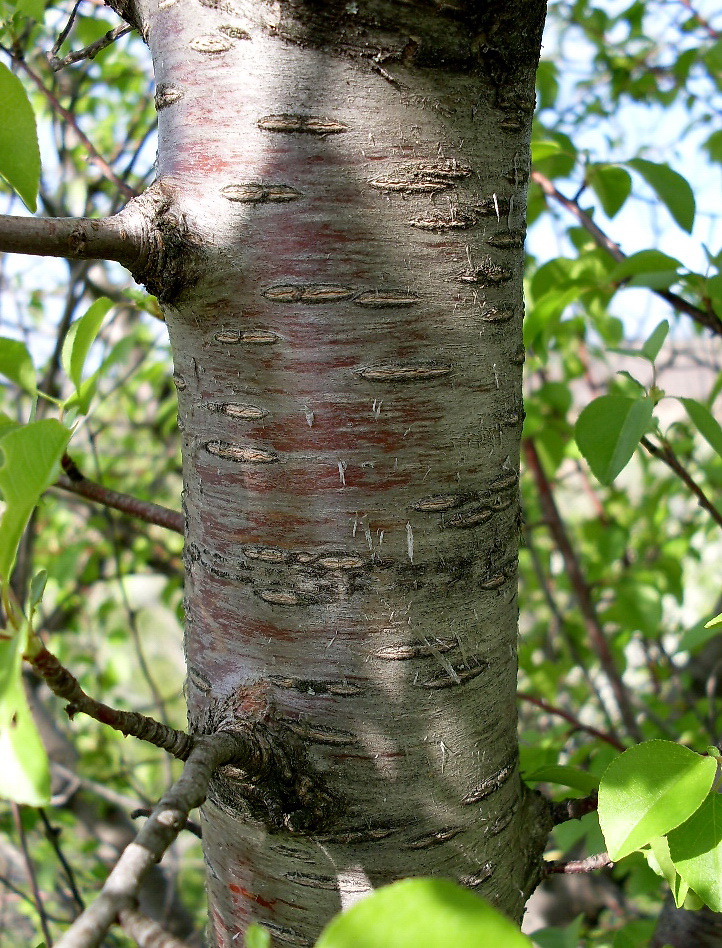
xmin=54 ymin=731 xmax=251 ymax=948
xmin=545 ymin=851 xmax=613 ymax=874
xmin=0 ymin=211 xmax=144 ymax=270
xmin=641 ymin=436 xmax=722 ymax=530
xmin=27 ymin=645 xmax=194 ymax=760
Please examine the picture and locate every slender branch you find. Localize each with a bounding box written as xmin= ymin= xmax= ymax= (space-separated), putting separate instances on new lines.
xmin=518 ymin=691 xmax=625 ymax=751
xmin=523 ymin=439 xmax=643 ymax=741
xmin=678 ymin=0 xmax=720 ymax=38
xmin=27 ymin=645 xmax=195 ymax=761
xmin=545 ymin=851 xmax=613 ymax=875
xmin=641 ymin=436 xmax=722 ymax=530
xmin=4 ymin=50 xmax=137 ymax=198
xmin=49 ymin=25 xmax=132 ymax=71
xmin=0 ymin=211 xmax=145 ymax=269
xmin=38 ymin=809 xmax=86 ymax=913
xmin=54 ymin=731 xmax=256 ymax=948
xmin=56 ymin=456 xmax=184 ymax=535
xmin=532 ymin=170 xmax=722 ymax=336
xmin=118 ymin=906 xmax=194 ymax=948
xmin=12 ymin=802 xmax=54 ymax=947
xmin=550 ymin=792 xmax=599 ymax=825
xmin=131 ymin=808 xmax=202 ymax=839
xmin=50 ymin=0 xmax=82 ymax=57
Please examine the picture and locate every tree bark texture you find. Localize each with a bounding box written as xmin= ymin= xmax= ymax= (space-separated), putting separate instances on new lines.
xmin=130 ymin=1 xmax=550 ymax=944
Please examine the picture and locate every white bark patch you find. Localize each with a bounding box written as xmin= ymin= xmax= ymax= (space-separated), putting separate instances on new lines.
xmin=221 ymin=183 xmax=302 ymax=203
xmin=337 ymin=867 xmax=373 ymax=910
xmin=374 ymin=638 xmax=457 ymax=660
xmin=479 ymin=306 xmax=515 ymax=324
xmin=408 ymin=211 xmax=478 ymax=231
xmin=359 ymin=361 xmax=452 ymax=383
xmin=218 ymin=24 xmax=251 ymax=40
xmin=460 ymin=865 xmax=494 ymax=887
xmin=205 ymin=441 xmax=278 ymax=463
xmin=337 ymin=461 xmax=347 ymax=486
xmin=210 ymin=403 xmax=268 ymax=420
xmin=405 ymin=522 xmax=414 ymax=563
xmin=257 ymin=114 xmax=349 ymax=135
xmin=316 ymin=554 xmax=364 ymax=570
xmin=263 ymin=283 xmax=355 ymax=304
xmin=258 ymin=588 xmax=299 ymax=606
xmin=189 ymin=33 xmax=235 ymax=54
xmin=245 ymin=546 xmax=288 ymax=562
xmin=412 ymin=494 xmax=470 ymax=512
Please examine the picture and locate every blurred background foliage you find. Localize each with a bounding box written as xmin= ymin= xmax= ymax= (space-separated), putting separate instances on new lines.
xmin=0 ymin=0 xmax=721 ymax=945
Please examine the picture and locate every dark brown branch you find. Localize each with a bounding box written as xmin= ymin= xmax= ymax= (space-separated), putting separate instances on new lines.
xmin=523 ymin=439 xmax=643 ymax=741
xmin=550 ymin=791 xmax=599 ymax=825
xmin=49 ymin=25 xmax=132 ymax=71
xmin=545 ymin=851 xmax=613 ymax=875
xmin=54 ymin=731 xmax=259 ymax=948
xmin=38 ymin=809 xmax=85 ymax=913
xmin=56 ymin=456 xmax=184 ymax=535
xmin=532 ymin=170 xmax=722 ymax=336
xmin=118 ymin=907 xmax=192 ymax=948
xmin=518 ymin=692 xmax=626 ymax=751
xmin=0 ymin=212 xmax=144 ymax=269
xmin=27 ymin=645 xmax=194 ymax=761
xmin=641 ymin=436 xmax=722 ymax=530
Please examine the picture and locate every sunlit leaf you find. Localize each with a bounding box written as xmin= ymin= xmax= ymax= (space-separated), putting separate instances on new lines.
xmin=61 ymin=297 xmax=113 ymax=393
xmin=668 ymin=794 xmax=722 ymax=912
xmin=524 ymin=765 xmax=599 ymax=794
xmin=0 ymin=61 xmax=40 ymax=212
xmin=679 ymin=397 xmax=722 ymax=459
xmin=627 ymin=158 xmax=695 ymax=233
xmin=588 ymin=164 xmax=632 ymax=218
xmin=575 ymin=395 xmax=653 ymax=485
xmin=0 ymin=337 xmax=36 ymax=395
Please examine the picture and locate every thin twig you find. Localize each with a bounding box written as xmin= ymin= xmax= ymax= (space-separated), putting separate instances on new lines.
xmin=50 ymin=0 xmax=82 ymax=57
xmin=56 ymin=456 xmax=184 ymax=535
xmin=641 ymin=436 xmax=722 ymax=530
xmin=49 ymin=25 xmax=132 ymax=71
xmin=678 ymin=0 xmax=720 ymax=38
xmin=11 ymin=802 xmax=54 ymax=947
xmin=27 ymin=644 xmax=194 ymax=760
xmin=38 ymin=809 xmax=85 ymax=914
xmin=523 ymin=439 xmax=643 ymax=741
xmin=545 ymin=851 xmax=613 ymax=874
xmin=532 ymin=170 xmax=722 ymax=336
xmin=517 ymin=692 xmax=625 ymax=751
xmin=3 ymin=49 xmax=137 ymax=199
xmin=118 ymin=906 xmax=194 ymax=948
xmin=54 ymin=731 xmax=256 ymax=948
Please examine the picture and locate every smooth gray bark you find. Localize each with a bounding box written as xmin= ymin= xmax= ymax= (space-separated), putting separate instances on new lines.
xmin=125 ymin=1 xmax=550 ymax=944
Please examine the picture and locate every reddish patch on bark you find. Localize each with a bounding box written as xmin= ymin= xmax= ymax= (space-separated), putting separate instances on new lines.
xmin=229 ymin=883 xmax=277 ymax=910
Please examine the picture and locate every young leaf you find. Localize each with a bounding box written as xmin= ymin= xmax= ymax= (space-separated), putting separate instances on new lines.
xmin=0 ymin=61 xmax=40 ymax=212
xmin=315 ymin=879 xmax=532 ymax=948
xmin=245 ymin=924 xmax=270 ymax=948
xmin=679 ymin=397 xmax=722 ymax=459
xmin=0 ymin=337 xmax=36 ymax=395
xmin=705 ymin=612 xmax=722 ymax=630
xmin=0 ymin=419 xmax=72 ymax=583
xmin=524 ymin=765 xmax=600 ymax=794
xmin=598 ymin=741 xmax=716 ymax=861
xmin=609 ymin=251 xmax=683 ymax=287
xmin=61 ymin=297 xmax=113 ymax=392
xmin=0 ymin=623 xmax=51 ymax=806
xmin=641 ymin=320 xmax=669 ymax=362
xmin=627 ymin=158 xmax=695 ymax=233
xmin=587 ymin=164 xmax=632 ymax=218
xmin=668 ymin=794 xmax=722 ymax=912
xmin=575 ymin=395 xmax=653 ymax=485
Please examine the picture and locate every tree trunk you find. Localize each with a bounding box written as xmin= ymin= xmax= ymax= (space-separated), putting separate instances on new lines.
xmin=129 ymin=1 xmax=550 ymax=943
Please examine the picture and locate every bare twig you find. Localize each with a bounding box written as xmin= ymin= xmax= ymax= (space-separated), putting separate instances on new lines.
xmin=3 ymin=50 xmax=137 ymax=199
xmin=517 ymin=691 xmax=626 ymax=751
xmin=38 ymin=809 xmax=85 ymax=913
xmin=49 ymin=25 xmax=132 ymax=71
xmin=54 ymin=731 xmax=256 ymax=948
xmin=27 ymin=645 xmax=194 ymax=761
xmin=56 ymin=456 xmax=184 ymax=535
xmin=545 ymin=851 xmax=614 ymax=874
xmin=523 ymin=439 xmax=643 ymax=741
xmin=12 ymin=802 xmax=54 ymax=947
xmin=550 ymin=792 xmax=599 ymax=825
xmin=641 ymin=436 xmax=722 ymax=530
xmin=532 ymin=170 xmax=722 ymax=336
xmin=50 ymin=1 xmax=82 ymax=57
xmin=118 ymin=906 xmax=194 ymax=948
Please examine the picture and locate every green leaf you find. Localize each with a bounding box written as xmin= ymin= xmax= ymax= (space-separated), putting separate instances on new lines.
xmin=705 ymin=612 xmax=722 ymax=630
xmin=668 ymin=794 xmax=722 ymax=912
xmin=524 ymin=765 xmax=600 ymax=794
xmin=314 ymin=879 xmax=532 ymax=948
xmin=588 ymin=164 xmax=632 ymax=218
xmin=532 ymin=140 xmax=564 ymax=162
xmin=598 ymin=741 xmax=717 ymax=861
xmin=61 ymin=297 xmax=113 ymax=393
xmin=0 ymin=61 xmax=40 ymax=212
xmin=612 ymin=920 xmax=656 ymax=948
xmin=0 ymin=419 xmax=72 ymax=583
xmin=609 ymin=251 xmax=683 ymax=288
xmin=679 ymin=397 xmax=722 ymax=459
xmin=575 ymin=395 xmax=654 ymax=485
xmin=245 ymin=924 xmax=271 ymax=948
xmin=531 ymin=916 xmax=583 ymax=948
xmin=0 ymin=623 xmax=50 ymax=806
xmin=627 ymin=158 xmax=696 ymax=233
xmin=641 ymin=320 xmax=669 ymax=362
xmin=28 ymin=568 xmax=47 ymax=609
xmin=647 ymin=837 xmax=689 ymax=908
xmin=0 ymin=337 xmax=36 ymax=395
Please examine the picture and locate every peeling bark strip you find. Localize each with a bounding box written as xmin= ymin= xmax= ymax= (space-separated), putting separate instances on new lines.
xmin=139 ymin=0 xmax=550 ymax=941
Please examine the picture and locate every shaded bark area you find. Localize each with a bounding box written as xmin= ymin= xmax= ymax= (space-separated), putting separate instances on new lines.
xmin=131 ymin=0 xmax=549 ymax=943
